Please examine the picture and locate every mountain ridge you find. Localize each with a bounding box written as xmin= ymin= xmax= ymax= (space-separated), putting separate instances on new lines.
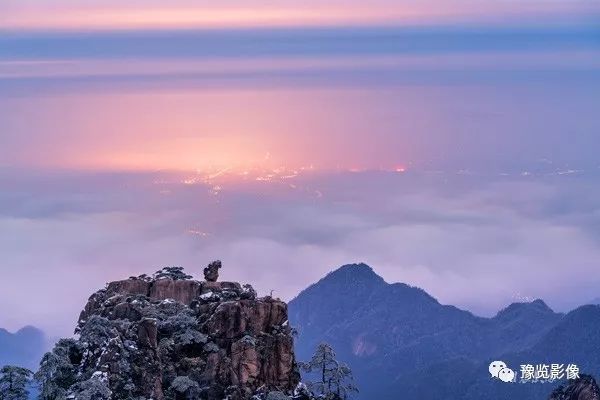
xmin=289 ymin=262 xmax=578 ymax=400
xmin=0 ymin=325 xmax=46 ymax=370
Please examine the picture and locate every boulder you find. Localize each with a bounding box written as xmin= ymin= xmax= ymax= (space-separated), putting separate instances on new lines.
xmin=204 ymin=260 xmax=222 ymax=282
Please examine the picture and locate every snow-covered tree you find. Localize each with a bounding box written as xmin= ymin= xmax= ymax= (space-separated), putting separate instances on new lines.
xmin=292 ymin=382 xmax=312 ymax=400
xmin=35 ymin=353 xmax=66 ymax=400
xmin=327 ymin=362 xmax=357 ymax=400
xmin=35 ymin=339 xmax=80 ymax=400
xmin=154 ymin=267 xmax=192 ymax=281
xmin=300 ymin=343 xmax=358 ymax=400
xmin=72 ymin=374 xmax=111 ymax=400
xmin=0 ymin=365 xmax=33 ymax=400
xmin=170 ymin=376 xmax=200 ymax=400
xmin=79 ymin=316 xmax=119 ymax=351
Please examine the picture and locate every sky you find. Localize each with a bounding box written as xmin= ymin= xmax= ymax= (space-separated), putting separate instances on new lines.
xmin=1 ymin=0 xmax=600 ymax=337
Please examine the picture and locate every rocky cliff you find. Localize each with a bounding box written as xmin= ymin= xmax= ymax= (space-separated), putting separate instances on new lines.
xmin=42 ymin=263 xmax=300 ymax=400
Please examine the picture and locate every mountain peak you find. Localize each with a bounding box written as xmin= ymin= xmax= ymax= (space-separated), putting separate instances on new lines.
xmin=16 ymin=325 xmax=44 ymax=336
xmin=0 ymin=325 xmax=44 ymax=339
xmin=291 ymin=263 xmax=386 ymax=305
xmin=531 ymin=298 xmax=552 ymax=310
xmin=494 ymin=298 xmax=555 ymax=321
xmin=323 ymin=263 xmax=386 ymax=286
xmin=0 ymin=325 xmax=46 ymax=370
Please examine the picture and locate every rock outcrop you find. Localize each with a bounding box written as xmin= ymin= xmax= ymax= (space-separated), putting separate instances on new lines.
xmin=47 ymin=263 xmax=299 ymax=400
xmin=204 ymin=261 xmax=222 ymax=282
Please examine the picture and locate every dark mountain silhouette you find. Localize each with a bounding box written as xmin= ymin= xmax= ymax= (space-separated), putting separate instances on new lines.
xmin=289 ymin=263 xmax=596 ymax=400
xmin=549 ymin=374 xmax=600 ymax=400
xmin=527 ymin=305 xmax=600 ymax=370
xmin=490 ymin=298 xmax=563 ymax=354
xmin=0 ymin=325 xmax=46 ymax=369
xmin=459 ymin=306 xmax=600 ymax=399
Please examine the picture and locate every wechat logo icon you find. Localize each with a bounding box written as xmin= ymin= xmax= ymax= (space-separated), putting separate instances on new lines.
xmin=489 ymin=361 xmax=516 ymax=383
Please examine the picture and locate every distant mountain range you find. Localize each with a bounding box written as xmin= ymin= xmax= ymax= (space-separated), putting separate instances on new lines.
xmin=0 ymin=326 xmax=46 ymax=370
xmin=289 ymin=263 xmax=600 ymax=400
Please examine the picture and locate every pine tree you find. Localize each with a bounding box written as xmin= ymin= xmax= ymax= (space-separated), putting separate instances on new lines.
xmin=300 ymin=343 xmax=358 ymax=400
xmin=0 ymin=365 xmax=33 ymax=400
xmin=328 ymin=362 xmax=358 ymax=400
xmin=35 ymin=339 xmax=79 ymax=400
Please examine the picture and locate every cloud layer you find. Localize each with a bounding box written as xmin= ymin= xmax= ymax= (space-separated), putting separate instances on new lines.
xmin=2 ymin=169 xmax=600 ymax=337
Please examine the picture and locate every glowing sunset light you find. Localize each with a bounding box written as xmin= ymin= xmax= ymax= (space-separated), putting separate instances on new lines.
xmin=4 ymin=86 xmax=438 ymax=172
xmin=0 ymin=7 xmax=338 ymax=30
xmin=0 ymin=3 xmax=432 ymax=30
xmin=2 ymin=0 xmax=597 ymax=31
